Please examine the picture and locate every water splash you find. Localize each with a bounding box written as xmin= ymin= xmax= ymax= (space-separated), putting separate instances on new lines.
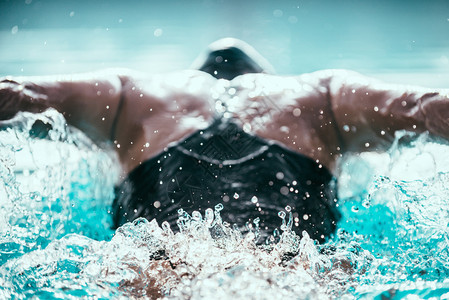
xmin=2 ymin=113 xmax=449 ymax=299
xmin=0 ymin=109 xmax=119 ymax=265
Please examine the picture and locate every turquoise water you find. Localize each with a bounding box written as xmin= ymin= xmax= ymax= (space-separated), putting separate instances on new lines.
xmin=2 ymin=110 xmax=449 ymax=299
xmin=2 ymin=0 xmax=449 ymax=298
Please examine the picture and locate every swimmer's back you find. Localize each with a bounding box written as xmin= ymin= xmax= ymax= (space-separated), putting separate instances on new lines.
xmin=112 ymin=116 xmax=340 ymax=242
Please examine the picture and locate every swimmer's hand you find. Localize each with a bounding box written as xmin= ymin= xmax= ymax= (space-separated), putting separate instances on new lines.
xmin=0 ymin=78 xmax=48 ymax=120
xmin=1 ymin=72 xmax=124 ymax=145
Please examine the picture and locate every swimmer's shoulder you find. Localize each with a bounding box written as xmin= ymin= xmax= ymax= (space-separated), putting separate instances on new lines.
xmin=229 ymin=69 xmax=367 ymax=92
xmin=113 ymin=68 xmax=216 ymax=94
xmin=296 ymin=69 xmax=366 ymax=85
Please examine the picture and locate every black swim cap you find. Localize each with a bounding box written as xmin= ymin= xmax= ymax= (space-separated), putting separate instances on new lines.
xmin=194 ymin=38 xmax=274 ymax=80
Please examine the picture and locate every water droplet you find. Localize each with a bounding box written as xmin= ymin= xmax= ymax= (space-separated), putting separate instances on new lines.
xmin=285 ymin=205 xmax=291 ymax=212
xmin=280 ymin=186 xmax=289 ymax=195
xmin=205 ymin=208 xmax=214 ymax=225
xmin=343 ymin=125 xmax=350 ymax=132
xmin=288 ymin=16 xmax=298 ymax=24
xmin=278 ymin=211 xmax=286 ymax=219
xmin=246 ymin=221 xmax=253 ymax=230
xmin=276 ymin=172 xmax=284 ymax=180
xmin=192 ymin=211 xmax=202 ymax=221
xmin=251 ymin=196 xmax=258 ymax=204
xmin=303 ymin=214 xmax=309 ymax=220
xmin=161 ymin=221 xmax=172 ymax=233
xmin=233 ymin=193 xmax=239 ymax=199
xmin=215 ymin=203 xmax=224 ymax=212
xmin=293 ymin=108 xmax=301 ymax=117
xmin=243 ymin=123 xmax=251 ymax=132
xmin=280 ymin=126 xmax=289 ymax=133
xmin=273 ymin=9 xmax=283 ymax=17
xmin=154 ymin=28 xmax=163 ymax=37
xmin=362 ymin=200 xmax=370 ymax=208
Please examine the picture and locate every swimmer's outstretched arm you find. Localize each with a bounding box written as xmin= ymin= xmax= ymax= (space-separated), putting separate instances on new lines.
xmin=0 ymin=70 xmax=215 ymax=172
xmin=327 ymin=70 xmax=449 ymax=152
xmin=0 ymin=70 xmax=131 ymax=143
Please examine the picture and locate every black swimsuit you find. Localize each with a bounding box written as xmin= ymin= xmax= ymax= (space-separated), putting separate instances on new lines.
xmin=112 ymin=116 xmax=340 ymax=242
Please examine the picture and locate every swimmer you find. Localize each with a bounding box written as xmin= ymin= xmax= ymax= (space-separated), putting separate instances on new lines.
xmin=1 ymin=38 xmax=448 ymax=242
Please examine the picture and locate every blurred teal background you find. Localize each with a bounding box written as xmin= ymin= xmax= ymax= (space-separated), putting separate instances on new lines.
xmin=0 ymin=0 xmax=448 ymax=87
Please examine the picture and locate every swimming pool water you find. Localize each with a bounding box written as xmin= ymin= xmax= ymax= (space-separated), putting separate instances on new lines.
xmin=1 ymin=110 xmax=449 ymax=299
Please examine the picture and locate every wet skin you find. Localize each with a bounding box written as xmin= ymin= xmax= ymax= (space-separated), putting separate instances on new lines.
xmin=2 ymin=44 xmax=448 ymax=298
xmin=0 ymin=68 xmax=448 ymax=178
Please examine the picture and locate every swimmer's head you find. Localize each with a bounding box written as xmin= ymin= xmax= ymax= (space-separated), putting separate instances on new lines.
xmin=192 ymin=38 xmax=274 ymax=80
